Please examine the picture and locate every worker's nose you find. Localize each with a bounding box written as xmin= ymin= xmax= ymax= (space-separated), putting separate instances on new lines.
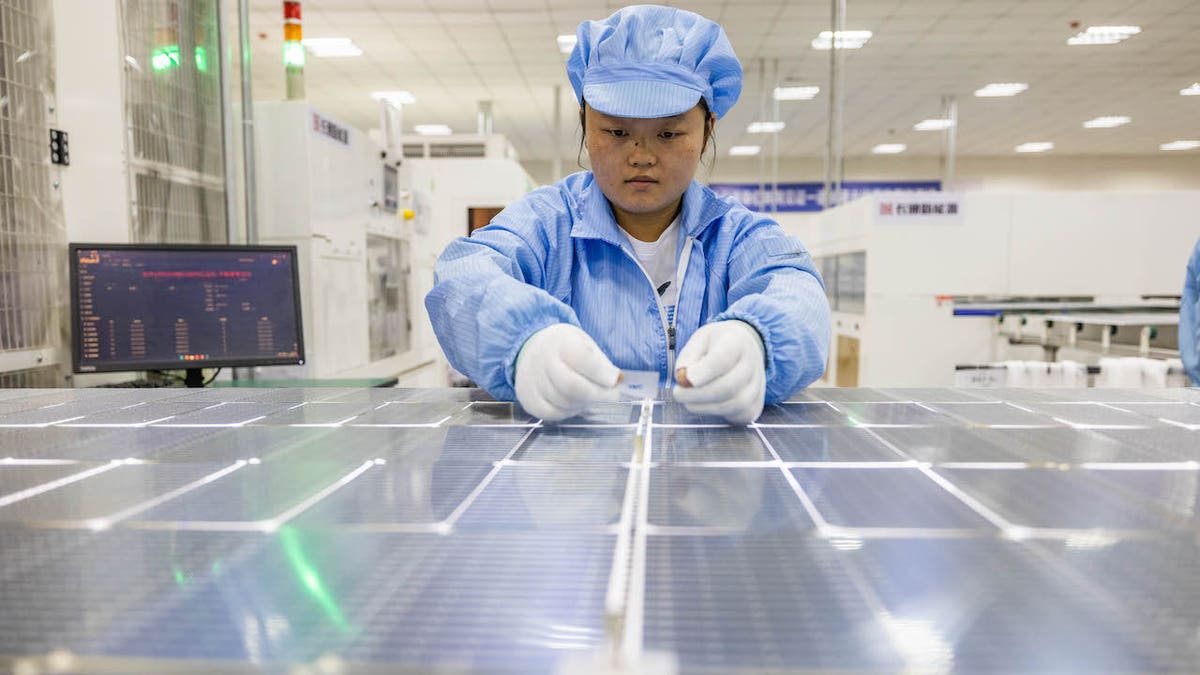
xmin=628 ymin=139 xmax=655 ymax=167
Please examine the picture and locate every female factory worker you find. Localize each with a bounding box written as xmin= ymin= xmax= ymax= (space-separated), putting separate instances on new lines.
xmin=1183 ymin=238 xmax=1200 ymax=386
xmin=425 ymin=5 xmax=831 ymax=424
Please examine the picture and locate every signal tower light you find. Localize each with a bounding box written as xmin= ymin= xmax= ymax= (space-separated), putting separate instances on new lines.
xmin=283 ymin=1 xmax=305 ymax=68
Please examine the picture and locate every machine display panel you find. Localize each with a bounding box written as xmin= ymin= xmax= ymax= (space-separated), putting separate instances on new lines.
xmin=70 ymin=243 xmax=305 ymax=374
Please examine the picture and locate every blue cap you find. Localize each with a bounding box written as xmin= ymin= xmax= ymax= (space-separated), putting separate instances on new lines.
xmin=566 ymin=5 xmax=743 ymax=120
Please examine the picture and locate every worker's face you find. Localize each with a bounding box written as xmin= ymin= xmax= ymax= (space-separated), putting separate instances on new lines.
xmin=584 ymin=103 xmax=712 ymax=229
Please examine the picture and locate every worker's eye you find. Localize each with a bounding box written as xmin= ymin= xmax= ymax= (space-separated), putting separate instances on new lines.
xmin=660 ymin=130 xmax=682 ymax=139
xmin=605 ymin=129 xmax=628 ymax=138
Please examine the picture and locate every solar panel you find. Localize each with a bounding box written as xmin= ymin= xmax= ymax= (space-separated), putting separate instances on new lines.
xmin=1 ymin=387 xmax=1199 ymax=672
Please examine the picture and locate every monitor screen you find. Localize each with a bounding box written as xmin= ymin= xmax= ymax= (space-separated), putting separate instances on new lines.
xmin=70 ymin=244 xmax=305 ymax=374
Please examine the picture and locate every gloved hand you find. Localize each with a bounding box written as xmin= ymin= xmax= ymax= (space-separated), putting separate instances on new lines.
xmin=514 ymin=323 xmax=621 ymax=422
xmin=673 ymin=320 xmax=766 ymax=425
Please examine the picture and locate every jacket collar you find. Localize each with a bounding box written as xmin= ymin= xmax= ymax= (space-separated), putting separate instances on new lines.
xmin=571 ymin=173 xmax=734 ymax=244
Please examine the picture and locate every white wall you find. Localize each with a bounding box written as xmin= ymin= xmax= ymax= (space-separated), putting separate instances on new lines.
xmin=522 ymin=154 xmax=1200 ymax=194
xmin=523 ymin=152 xmax=1200 ymax=244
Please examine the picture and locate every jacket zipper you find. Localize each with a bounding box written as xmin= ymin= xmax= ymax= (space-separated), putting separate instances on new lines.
xmin=619 ymin=235 xmax=694 ymax=386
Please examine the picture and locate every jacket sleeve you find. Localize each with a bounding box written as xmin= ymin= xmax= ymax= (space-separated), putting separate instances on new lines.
xmin=1182 ymin=241 xmax=1200 ymax=386
xmin=712 ymin=214 xmax=832 ymax=403
xmin=424 ymin=194 xmax=581 ymax=401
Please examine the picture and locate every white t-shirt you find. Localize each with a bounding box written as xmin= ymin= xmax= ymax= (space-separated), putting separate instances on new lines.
xmin=625 ymin=218 xmax=681 ymax=326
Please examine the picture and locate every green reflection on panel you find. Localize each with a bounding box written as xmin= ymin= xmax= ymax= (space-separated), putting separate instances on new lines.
xmin=279 ymin=526 xmax=350 ymax=632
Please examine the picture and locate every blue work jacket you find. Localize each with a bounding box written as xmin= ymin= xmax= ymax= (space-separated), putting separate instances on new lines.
xmin=1182 ymin=239 xmax=1200 ymax=386
xmin=424 ymin=171 xmax=832 ymax=403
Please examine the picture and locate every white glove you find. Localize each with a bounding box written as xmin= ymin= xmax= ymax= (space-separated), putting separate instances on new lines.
xmin=514 ymin=324 xmax=621 ymax=422
xmin=672 ymin=320 xmax=766 ymax=425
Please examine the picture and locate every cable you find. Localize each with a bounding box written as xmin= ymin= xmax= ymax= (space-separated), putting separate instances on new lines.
xmin=150 ymin=368 xmax=221 ymax=387
xmin=152 ymin=370 xmax=188 ymax=384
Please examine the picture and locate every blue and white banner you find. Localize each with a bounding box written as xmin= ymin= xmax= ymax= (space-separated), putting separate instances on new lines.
xmin=707 ymin=180 xmax=941 ymax=212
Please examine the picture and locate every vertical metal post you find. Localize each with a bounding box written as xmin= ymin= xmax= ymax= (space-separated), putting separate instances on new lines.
xmin=285 ymin=71 xmax=305 ymax=100
xmin=942 ymin=94 xmax=958 ymax=188
xmin=215 ymin=0 xmax=239 ymax=244
xmin=552 ymin=85 xmax=563 ymax=181
xmin=757 ymin=59 xmax=767 ymax=209
xmin=770 ymin=58 xmax=780 ymax=214
xmin=237 ymin=0 xmax=257 ymax=244
xmin=823 ymin=0 xmax=846 ymax=209
xmin=477 ymin=100 xmax=493 ymax=135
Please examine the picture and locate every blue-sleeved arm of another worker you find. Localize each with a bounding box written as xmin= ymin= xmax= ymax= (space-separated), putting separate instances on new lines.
xmin=1182 ymin=240 xmax=1200 ymax=386
xmin=424 ymin=190 xmax=580 ymax=401
xmin=711 ymin=213 xmax=832 ymax=404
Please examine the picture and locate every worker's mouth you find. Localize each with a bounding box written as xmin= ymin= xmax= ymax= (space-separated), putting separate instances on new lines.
xmin=625 ymin=176 xmax=658 ymax=186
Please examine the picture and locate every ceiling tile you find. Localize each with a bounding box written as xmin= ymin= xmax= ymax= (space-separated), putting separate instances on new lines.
xmin=244 ymin=0 xmax=1200 ymax=161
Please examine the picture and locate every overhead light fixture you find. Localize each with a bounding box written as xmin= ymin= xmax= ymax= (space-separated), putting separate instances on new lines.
xmin=1015 ymin=142 xmax=1054 ymax=153
xmin=1083 ymin=116 xmax=1131 ymax=128
xmin=1161 ymin=140 xmax=1200 ymax=151
xmin=302 ymin=37 xmax=362 ymax=57
xmin=729 ymin=145 xmax=761 ymax=156
xmin=811 ymin=30 xmax=872 ymax=50
xmin=872 ymin=143 xmax=906 ymax=154
xmin=557 ymin=34 xmax=577 ymax=54
xmin=914 ymin=118 xmax=955 ymax=131
xmin=371 ymin=90 xmax=416 ymax=106
xmin=1181 ymin=83 xmax=1200 ymax=96
xmin=747 ymin=121 xmax=785 ymax=133
xmin=1066 ymin=25 xmax=1140 ymax=45
xmin=773 ymin=86 xmax=820 ymax=101
xmin=414 ymin=124 xmax=452 ymax=136
xmin=974 ymin=83 xmax=1028 ymax=97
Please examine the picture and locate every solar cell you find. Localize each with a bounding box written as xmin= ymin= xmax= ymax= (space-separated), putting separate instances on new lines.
xmin=0 ymin=387 xmax=1197 ymax=672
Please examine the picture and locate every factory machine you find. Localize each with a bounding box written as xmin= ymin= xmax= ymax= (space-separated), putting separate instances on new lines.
xmin=394 ymin=133 xmax=538 ymax=386
xmin=252 ymin=102 xmax=418 ymax=383
xmin=39 ymin=0 xmax=232 ymax=387
xmin=791 ymin=191 xmax=1200 ymax=388
xmin=230 ymin=104 xmax=537 ymax=386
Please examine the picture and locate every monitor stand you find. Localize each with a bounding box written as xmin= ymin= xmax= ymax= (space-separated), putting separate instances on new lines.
xmin=184 ymin=369 xmax=205 ymax=388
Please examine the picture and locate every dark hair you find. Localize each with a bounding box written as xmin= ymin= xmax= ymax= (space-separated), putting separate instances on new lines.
xmin=576 ymin=98 xmax=717 ymax=170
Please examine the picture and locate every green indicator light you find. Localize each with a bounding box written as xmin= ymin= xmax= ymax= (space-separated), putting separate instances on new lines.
xmin=283 ymin=41 xmax=306 ymax=68
xmin=194 ymin=46 xmax=208 ymax=72
xmin=151 ymin=45 xmax=181 ymax=71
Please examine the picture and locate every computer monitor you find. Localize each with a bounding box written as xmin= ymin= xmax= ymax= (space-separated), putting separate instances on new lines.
xmin=70 ymin=243 xmax=305 ymax=386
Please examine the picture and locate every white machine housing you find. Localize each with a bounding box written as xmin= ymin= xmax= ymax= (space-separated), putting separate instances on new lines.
xmin=254 ymin=101 xmax=419 ymax=380
xmin=399 ymin=154 xmax=538 ymax=386
xmin=255 ymin=103 xmax=537 ymax=384
xmin=788 ymin=191 xmax=1200 ymax=387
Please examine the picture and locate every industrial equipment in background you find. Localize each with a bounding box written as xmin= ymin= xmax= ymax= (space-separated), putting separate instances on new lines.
xmin=792 ymin=191 xmax=1200 ymax=388
xmin=252 ymin=102 xmax=536 ymax=385
xmin=252 ymin=102 xmax=413 ymax=381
